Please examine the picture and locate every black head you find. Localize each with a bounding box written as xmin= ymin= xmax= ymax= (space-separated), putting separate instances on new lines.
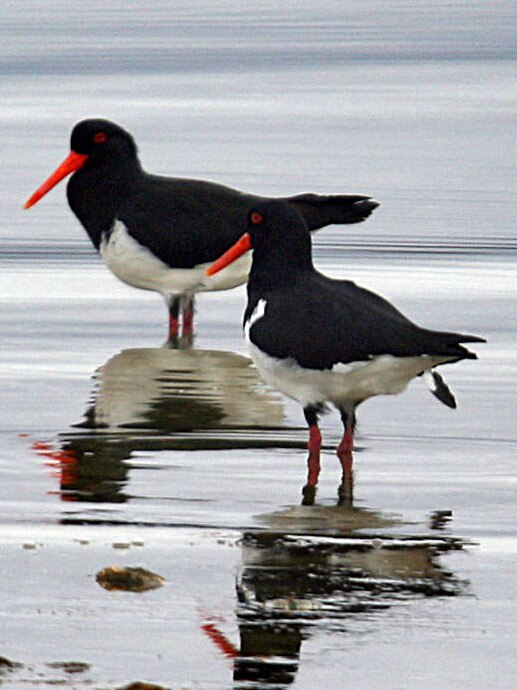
xmin=205 ymin=199 xmax=313 ymax=283
xmin=70 ymin=118 xmax=138 ymax=162
xmin=245 ymin=200 xmax=314 ymax=285
xmin=24 ymin=118 xmax=140 ymax=214
xmin=246 ymin=199 xmax=311 ymax=247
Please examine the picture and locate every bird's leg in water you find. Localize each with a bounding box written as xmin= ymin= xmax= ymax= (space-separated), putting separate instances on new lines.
xmin=337 ymin=452 xmax=354 ymax=505
xmin=337 ymin=407 xmax=355 ymax=504
xmin=166 ymin=295 xmax=195 ymax=347
xmin=167 ymin=295 xmax=181 ymax=344
xmin=302 ymin=405 xmax=322 ymax=505
xmin=181 ymin=294 xmax=195 ymax=341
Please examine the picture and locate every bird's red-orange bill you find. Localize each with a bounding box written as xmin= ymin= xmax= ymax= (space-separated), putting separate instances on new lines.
xmin=24 ymin=150 xmax=88 ymax=209
xmin=205 ymin=232 xmax=252 ymax=276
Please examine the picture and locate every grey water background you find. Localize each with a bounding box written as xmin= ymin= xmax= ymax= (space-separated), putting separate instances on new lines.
xmin=0 ymin=2 xmax=516 ymax=689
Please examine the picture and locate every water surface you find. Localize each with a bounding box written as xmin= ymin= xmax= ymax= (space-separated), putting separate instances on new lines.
xmin=0 ymin=2 xmax=515 ymax=689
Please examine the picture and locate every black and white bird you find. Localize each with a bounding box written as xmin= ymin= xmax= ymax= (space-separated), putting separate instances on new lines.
xmin=206 ymin=200 xmax=485 ymax=496
xmin=24 ymin=119 xmax=379 ymax=343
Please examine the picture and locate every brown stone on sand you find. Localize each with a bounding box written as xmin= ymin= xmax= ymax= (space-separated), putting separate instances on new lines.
xmin=96 ymin=566 xmax=165 ymax=592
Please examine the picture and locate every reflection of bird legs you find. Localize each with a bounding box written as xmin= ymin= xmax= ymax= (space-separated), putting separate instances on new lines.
xmin=301 ymin=405 xmax=355 ymax=506
xmin=167 ymin=294 xmax=195 ymax=348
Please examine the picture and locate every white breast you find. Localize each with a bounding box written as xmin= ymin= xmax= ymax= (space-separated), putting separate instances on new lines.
xmin=244 ymin=298 xmax=267 ymax=340
xmin=100 ymin=220 xmax=252 ymax=297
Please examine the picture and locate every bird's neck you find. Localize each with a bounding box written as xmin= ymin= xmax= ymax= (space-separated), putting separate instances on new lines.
xmin=248 ymin=232 xmax=314 ymax=295
xmin=67 ymin=158 xmax=144 ymax=249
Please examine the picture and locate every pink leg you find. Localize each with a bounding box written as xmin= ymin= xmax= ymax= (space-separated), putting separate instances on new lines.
xmin=302 ymin=405 xmax=323 ymax=505
xmin=336 ymin=444 xmax=353 ymax=501
xmin=307 ymin=424 xmax=322 ymax=487
xmin=167 ymin=295 xmax=195 ymax=347
xmin=182 ymin=300 xmax=194 ymax=336
xmin=177 ymin=295 xmax=194 ymax=348
xmin=337 ymin=426 xmax=354 ymax=454
xmin=168 ymin=313 xmax=180 ymax=341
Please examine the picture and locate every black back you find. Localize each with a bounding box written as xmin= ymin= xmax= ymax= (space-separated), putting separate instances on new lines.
xmin=65 ymin=119 xmax=379 ymax=266
xmin=243 ymin=200 xmax=485 ymax=369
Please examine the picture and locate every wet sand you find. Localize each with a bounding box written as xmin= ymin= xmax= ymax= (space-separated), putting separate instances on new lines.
xmin=1 ymin=247 xmax=515 ymax=689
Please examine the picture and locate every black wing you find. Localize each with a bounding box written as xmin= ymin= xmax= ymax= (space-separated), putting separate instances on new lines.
xmin=284 ymin=193 xmax=379 ymax=228
xmin=248 ymin=272 xmax=485 ymax=370
xmin=118 ymin=177 xmax=380 ymax=269
xmin=118 ymin=175 xmax=261 ymax=268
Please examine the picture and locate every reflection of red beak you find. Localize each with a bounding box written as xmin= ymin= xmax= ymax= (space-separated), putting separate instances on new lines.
xmin=205 ymin=232 xmax=252 ymax=276
xmin=201 ymin=622 xmax=238 ymax=659
xmin=24 ymin=150 xmax=88 ymax=209
xmin=32 ymin=441 xmax=79 ymax=501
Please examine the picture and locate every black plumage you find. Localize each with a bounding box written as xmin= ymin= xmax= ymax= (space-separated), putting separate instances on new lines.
xmin=66 ymin=120 xmax=378 ymax=260
xmin=244 ymin=201 xmax=483 ymax=370
xmin=208 ymin=199 xmax=485 ymax=501
xmin=26 ymin=119 xmax=379 ymax=342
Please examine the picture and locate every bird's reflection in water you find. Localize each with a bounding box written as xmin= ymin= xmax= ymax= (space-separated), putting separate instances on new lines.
xmin=85 ymin=346 xmax=285 ymax=433
xmin=34 ymin=346 xmax=287 ymax=503
xmin=203 ymin=500 xmax=467 ymax=688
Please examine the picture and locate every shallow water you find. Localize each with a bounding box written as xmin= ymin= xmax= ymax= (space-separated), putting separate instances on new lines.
xmin=1 ymin=2 xmax=516 ymax=689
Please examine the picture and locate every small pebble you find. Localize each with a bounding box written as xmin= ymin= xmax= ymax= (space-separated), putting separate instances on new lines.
xmin=96 ymin=566 xmax=165 ymax=592
xmin=0 ymin=656 xmax=23 ymax=671
xmin=117 ymin=682 xmax=170 ymax=690
xmin=47 ymin=661 xmax=90 ymax=674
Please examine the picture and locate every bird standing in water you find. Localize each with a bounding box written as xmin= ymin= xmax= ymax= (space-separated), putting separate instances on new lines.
xmin=25 ymin=119 xmax=379 ymax=345
xmin=206 ymin=200 xmax=485 ymax=503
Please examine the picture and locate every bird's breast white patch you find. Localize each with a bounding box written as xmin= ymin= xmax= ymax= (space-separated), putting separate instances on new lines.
xmin=99 ymin=220 xmax=251 ymax=298
xmin=244 ymin=299 xmax=267 ymax=340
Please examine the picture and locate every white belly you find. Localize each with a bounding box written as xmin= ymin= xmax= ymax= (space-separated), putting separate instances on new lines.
xmin=244 ymin=300 xmax=453 ymax=407
xmin=100 ymin=221 xmax=252 ymax=297
xmin=247 ymin=342 xmax=451 ymax=407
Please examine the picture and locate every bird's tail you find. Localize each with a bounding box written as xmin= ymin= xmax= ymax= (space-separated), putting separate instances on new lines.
xmin=284 ymin=193 xmax=380 ymax=229
xmin=422 ymin=370 xmax=457 ymax=409
xmin=420 ymin=332 xmax=485 ymax=407
xmin=424 ymin=331 xmax=486 ymax=361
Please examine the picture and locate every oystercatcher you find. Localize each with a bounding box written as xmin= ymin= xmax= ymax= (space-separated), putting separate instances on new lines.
xmin=206 ymin=200 xmax=485 ymax=499
xmin=24 ymin=119 xmax=379 ymax=343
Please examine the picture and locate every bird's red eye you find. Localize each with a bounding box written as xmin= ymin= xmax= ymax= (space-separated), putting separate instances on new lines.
xmin=250 ymin=212 xmax=263 ymax=224
xmin=93 ymin=131 xmax=107 ymax=144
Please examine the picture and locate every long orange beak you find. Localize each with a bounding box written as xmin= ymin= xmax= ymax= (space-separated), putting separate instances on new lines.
xmin=24 ymin=150 xmax=88 ymax=209
xmin=205 ymin=233 xmax=252 ymax=276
